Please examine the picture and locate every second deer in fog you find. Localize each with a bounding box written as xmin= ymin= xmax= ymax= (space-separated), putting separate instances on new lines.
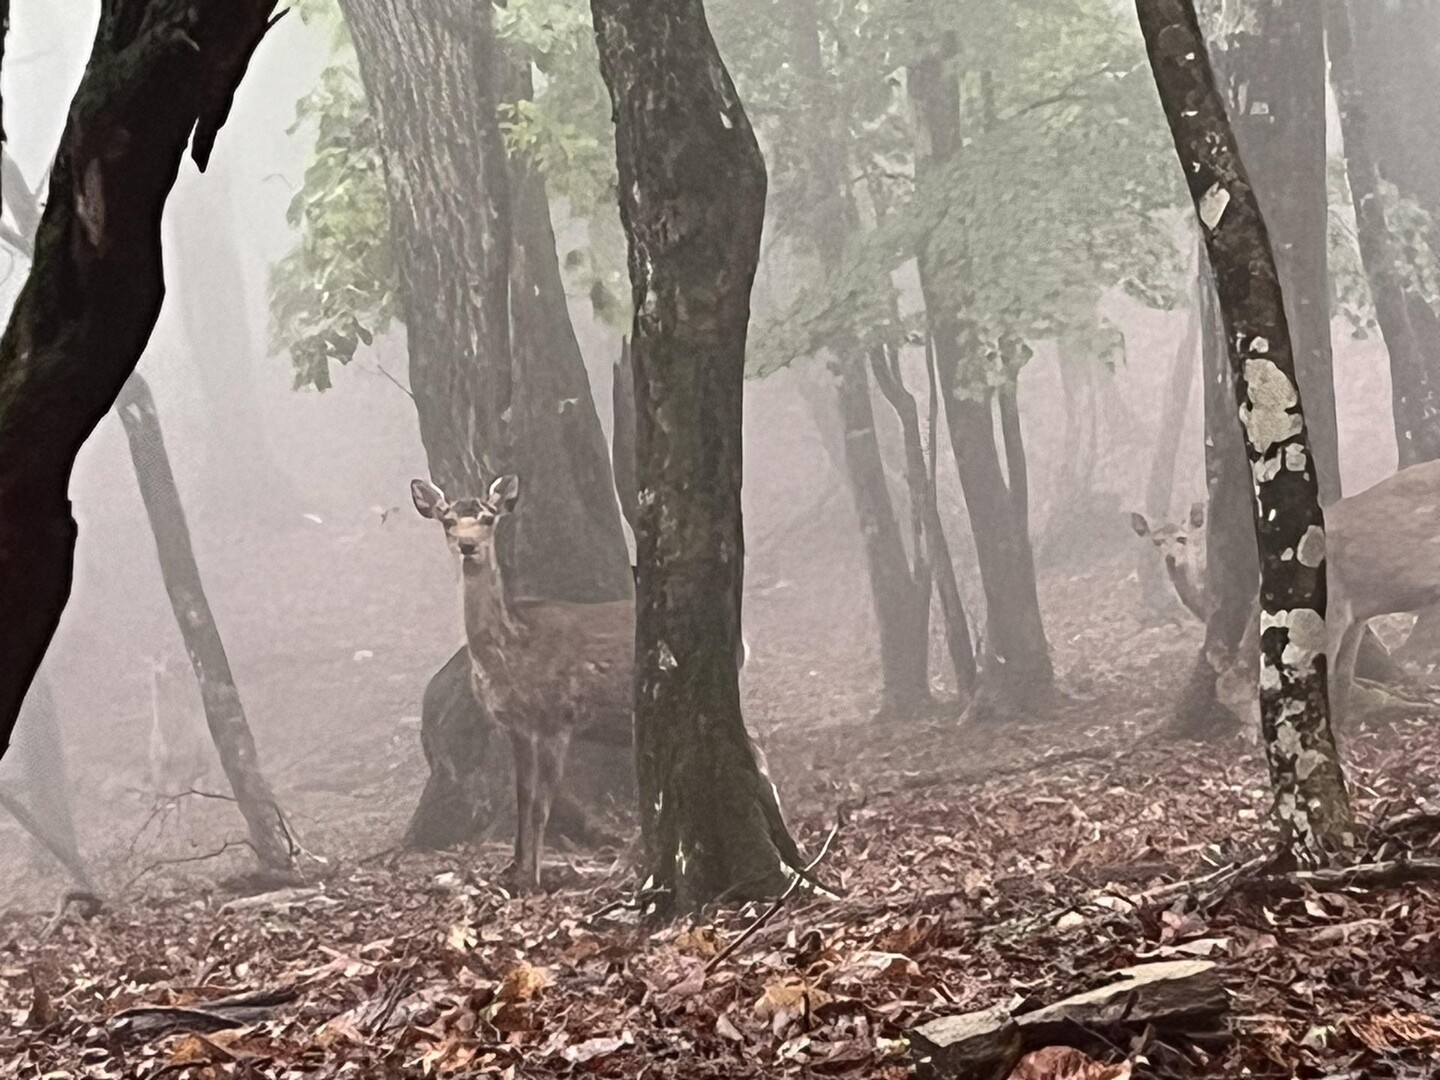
xmin=1133 ymin=459 xmax=1440 ymax=726
xmin=146 ymin=653 xmax=213 ymax=802
xmin=413 ymin=475 xmax=633 ymax=890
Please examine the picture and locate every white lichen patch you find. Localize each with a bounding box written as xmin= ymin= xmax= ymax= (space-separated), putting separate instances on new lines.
xmin=1253 ymin=456 xmax=1281 ymax=485
xmin=1284 ymin=443 xmax=1308 ymax=473
xmin=1199 ymin=183 xmax=1231 ymax=230
xmin=1251 ymin=336 xmax=1270 ymax=354
xmin=1241 ymin=359 xmax=1302 ymax=453
xmin=1296 ymin=525 xmax=1325 ymax=569
xmin=1261 ymin=607 xmax=1327 ymax=676
xmin=657 ymin=640 xmax=678 ymax=672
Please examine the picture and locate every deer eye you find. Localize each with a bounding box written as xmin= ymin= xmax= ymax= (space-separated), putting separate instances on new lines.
xmin=1176 ymin=537 xmax=1187 ymax=545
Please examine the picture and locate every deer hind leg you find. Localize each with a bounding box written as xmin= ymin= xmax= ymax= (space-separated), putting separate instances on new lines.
xmin=1328 ymin=601 xmax=1365 ymax=730
xmin=508 ymin=730 xmax=539 ymax=889
xmin=528 ymin=730 xmax=573 ymax=890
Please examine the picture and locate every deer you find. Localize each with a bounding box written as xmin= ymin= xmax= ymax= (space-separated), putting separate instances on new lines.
xmin=413 ymin=474 xmax=635 ymax=891
xmin=146 ymin=653 xmax=213 ymax=805
xmin=1132 ymin=459 xmax=1440 ymax=728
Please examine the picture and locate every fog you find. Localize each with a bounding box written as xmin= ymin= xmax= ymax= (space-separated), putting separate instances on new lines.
xmin=1 ymin=3 xmax=1436 ymax=1076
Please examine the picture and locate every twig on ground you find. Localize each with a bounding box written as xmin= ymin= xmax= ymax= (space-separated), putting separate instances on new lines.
xmin=122 ymin=839 xmax=257 ymax=892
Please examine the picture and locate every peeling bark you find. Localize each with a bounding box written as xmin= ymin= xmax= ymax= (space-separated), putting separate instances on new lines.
xmin=591 ymin=0 xmax=806 ymax=911
xmin=1138 ymin=0 xmax=1353 ymax=863
xmin=115 ymin=374 xmax=294 ymax=872
xmin=0 ymin=0 xmax=283 ymax=767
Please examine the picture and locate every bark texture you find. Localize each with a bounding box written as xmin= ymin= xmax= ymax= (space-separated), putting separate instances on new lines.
xmin=1208 ymin=0 xmax=1339 ymax=503
xmin=591 ymin=0 xmax=806 ymax=912
xmin=0 ymin=0 xmax=281 ymax=766
xmin=908 ymin=53 xmax=1052 ymax=714
xmin=116 ymin=374 xmax=294 ymax=871
xmin=1139 ymin=0 xmax=1353 ymax=862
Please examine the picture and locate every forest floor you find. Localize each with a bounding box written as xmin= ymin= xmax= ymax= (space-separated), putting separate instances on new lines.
xmin=5 ymin=549 xmax=1440 ymax=1078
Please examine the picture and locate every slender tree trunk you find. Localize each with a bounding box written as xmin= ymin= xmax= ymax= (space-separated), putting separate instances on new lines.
xmin=612 ymin=337 xmax=639 ymax=537
xmin=1140 ymin=298 xmax=1201 ymax=616
xmin=1139 ymin=0 xmax=1353 ymax=863
xmin=0 ymin=0 xmax=282 ymax=764
xmin=909 ymin=53 xmax=1053 ymax=713
xmin=831 ymin=349 xmax=930 ymax=714
xmin=1327 ymin=0 xmax=1440 ymax=467
xmin=997 ymin=386 xmax=1030 ymax=533
xmin=115 ymin=374 xmax=294 ymax=872
xmin=592 ymin=0 xmax=807 ymax=912
xmin=1205 ymin=0 xmax=1338 ymax=503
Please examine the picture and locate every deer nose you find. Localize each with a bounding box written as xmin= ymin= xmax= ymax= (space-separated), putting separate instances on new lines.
xmin=458 ymin=540 xmax=478 ymax=556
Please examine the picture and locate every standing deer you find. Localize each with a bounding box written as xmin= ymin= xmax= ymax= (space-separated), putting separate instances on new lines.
xmin=1132 ymin=459 xmax=1440 ymax=725
xmin=413 ymin=475 xmax=634 ymax=890
xmin=146 ymin=653 xmax=213 ymax=802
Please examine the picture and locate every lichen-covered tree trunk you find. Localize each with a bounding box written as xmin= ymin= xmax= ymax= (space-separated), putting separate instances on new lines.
xmin=1328 ymin=0 xmax=1440 ymax=467
xmin=0 ymin=0 xmax=281 ymax=767
xmin=115 ymin=374 xmax=294 ymax=872
xmin=909 ymin=53 xmax=1052 ymax=714
xmin=1206 ymin=0 xmax=1339 ymax=503
xmin=591 ymin=0 xmax=807 ymax=912
xmin=1139 ymin=0 xmax=1353 ymax=863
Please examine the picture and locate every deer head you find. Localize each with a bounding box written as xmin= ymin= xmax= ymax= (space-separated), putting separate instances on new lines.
xmin=411 ymin=475 xmax=521 ymax=562
xmin=1131 ymin=501 xmax=1210 ymax=621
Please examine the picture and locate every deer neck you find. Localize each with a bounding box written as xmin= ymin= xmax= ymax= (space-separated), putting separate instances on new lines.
xmin=461 ymin=553 xmax=521 ymax=657
xmin=1164 ymin=554 xmax=1210 ymax=622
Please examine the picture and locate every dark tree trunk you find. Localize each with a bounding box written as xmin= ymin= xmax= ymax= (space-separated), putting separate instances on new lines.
xmin=592 ymin=0 xmax=807 ymax=912
xmin=909 ymin=55 xmax=1052 ymax=714
xmin=831 ymin=349 xmax=931 ymax=714
xmin=1140 ymin=296 xmax=1200 ymax=617
xmin=1138 ymin=0 xmax=1353 ymax=862
xmin=1206 ymin=0 xmax=1339 ymax=503
xmin=166 ymin=171 xmax=303 ymax=526
xmin=0 ymin=0 xmax=281 ymax=765
xmin=115 ymin=374 xmax=294 ymax=872
xmin=1328 ymin=0 xmax=1440 ymax=467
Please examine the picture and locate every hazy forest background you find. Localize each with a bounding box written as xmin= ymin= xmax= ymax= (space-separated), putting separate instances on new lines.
xmin=1 ymin=0 xmax=1439 ymax=1076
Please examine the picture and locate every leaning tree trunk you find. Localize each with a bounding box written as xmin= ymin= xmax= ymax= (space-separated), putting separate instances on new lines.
xmin=115 ymin=374 xmax=294 ymax=872
xmin=1138 ymin=0 xmax=1353 ymax=863
xmin=592 ymin=0 xmax=808 ymax=913
xmin=0 ymin=0 xmax=282 ymax=763
xmin=1327 ymin=0 xmax=1440 ymax=467
xmin=1206 ymin=0 xmax=1340 ymax=504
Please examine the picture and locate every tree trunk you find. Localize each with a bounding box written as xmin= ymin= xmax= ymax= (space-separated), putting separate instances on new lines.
xmin=997 ymin=386 xmax=1030 ymax=533
xmin=1138 ymin=0 xmax=1353 ymax=863
xmin=0 ymin=0 xmax=281 ymax=765
xmin=1207 ymin=0 xmax=1339 ymax=503
xmin=908 ymin=54 xmax=1053 ymax=714
xmin=1140 ymin=297 xmax=1200 ymax=617
xmin=166 ymin=171 xmax=303 ymax=527
xmin=591 ymin=0 xmax=807 ymax=912
xmin=831 ymin=349 xmax=931 ymax=714
xmin=115 ymin=374 xmax=294 ymax=872
xmin=1327 ymin=0 xmax=1440 ymax=467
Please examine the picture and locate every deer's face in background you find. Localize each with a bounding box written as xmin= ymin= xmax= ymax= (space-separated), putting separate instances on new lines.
xmin=1130 ymin=501 xmax=1206 ymax=577
xmin=411 ymin=475 xmax=521 ymax=562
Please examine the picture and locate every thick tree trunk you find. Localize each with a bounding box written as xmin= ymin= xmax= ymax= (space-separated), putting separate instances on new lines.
xmin=0 ymin=0 xmax=281 ymax=765
xmin=166 ymin=171 xmax=303 ymax=526
xmin=115 ymin=374 xmax=294 ymax=872
xmin=592 ymin=0 xmax=807 ymax=912
xmin=1140 ymin=298 xmax=1200 ymax=617
xmin=832 ymin=349 xmax=931 ymax=714
xmin=1208 ymin=0 xmax=1339 ymax=504
xmin=1139 ymin=0 xmax=1353 ymax=863
xmin=909 ymin=54 xmax=1052 ymax=714
xmin=1327 ymin=0 xmax=1440 ymax=467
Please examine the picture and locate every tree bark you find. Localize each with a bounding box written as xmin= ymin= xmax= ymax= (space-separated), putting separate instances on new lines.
xmin=612 ymin=337 xmax=639 ymax=537
xmin=591 ymin=0 xmax=807 ymax=912
xmin=997 ymin=386 xmax=1030 ymax=533
xmin=115 ymin=374 xmax=294 ymax=872
xmin=908 ymin=54 xmax=1053 ymax=714
xmin=0 ymin=0 xmax=282 ymax=765
xmin=1138 ymin=0 xmax=1353 ymax=863
xmin=1207 ymin=0 xmax=1339 ymax=504
xmin=1327 ymin=0 xmax=1440 ymax=467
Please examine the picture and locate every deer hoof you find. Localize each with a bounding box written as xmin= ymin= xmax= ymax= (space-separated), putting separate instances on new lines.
xmin=497 ymin=861 xmax=541 ymax=895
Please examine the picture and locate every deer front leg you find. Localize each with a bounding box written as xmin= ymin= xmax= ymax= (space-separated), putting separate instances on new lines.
xmin=508 ymin=730 xmax=539 ymax=890
xmin=529 ymin=730 xmax=573 ymax=890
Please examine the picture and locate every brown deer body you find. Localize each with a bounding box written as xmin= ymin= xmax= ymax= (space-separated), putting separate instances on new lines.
xmin=413 ymin=476 xmax=633 ymax=890
xmin=1133 ymin=460 xmax=1440 ymax=725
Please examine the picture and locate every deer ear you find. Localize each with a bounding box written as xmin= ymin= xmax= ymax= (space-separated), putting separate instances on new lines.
xmin=488 ymin=474 xmax=521 ymax=515
xmin=1130 ymin=512 xmax=1150 ymax=538
xmin=1188 ymin=501 xmax=1206 ymax=529
xmin=411 ymin=479 xmax=446 ymax=519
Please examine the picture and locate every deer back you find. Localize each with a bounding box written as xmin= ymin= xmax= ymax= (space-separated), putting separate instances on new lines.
xmin=1326 ymin=459 xmax=1440 ymax=621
